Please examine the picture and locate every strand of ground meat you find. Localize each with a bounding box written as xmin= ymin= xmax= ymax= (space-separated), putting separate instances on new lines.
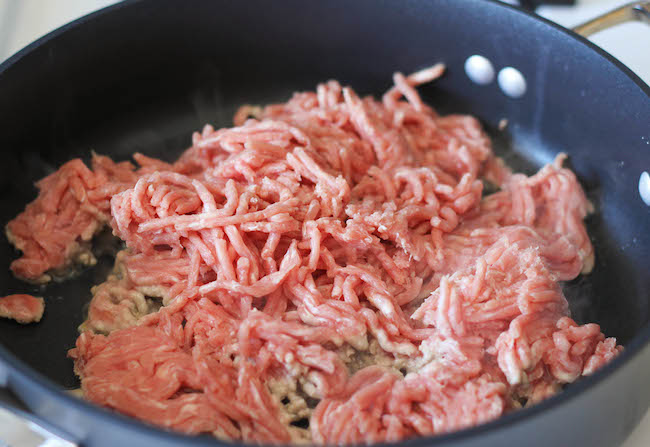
xmin=8 ymin=64 xmax=622 ymax=444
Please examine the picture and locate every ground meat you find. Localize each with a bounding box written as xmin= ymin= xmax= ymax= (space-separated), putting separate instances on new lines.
xmin=79 ymin=250 xmax=163 ymax=334
xmin=337 ymin=339 xmax=411 ymax=375
xmin=5 ymin=156 xmax=140 ymax=283
xmin=0 ymin=294 xmax=44 ymax=324
xmin=8 ymin=64 xmax=622 ymax=444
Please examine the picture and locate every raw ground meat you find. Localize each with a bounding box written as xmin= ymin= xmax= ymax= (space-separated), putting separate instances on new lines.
xmin=0 ymin=294 xmax=44 ymax=324
xmin=7 ymin=64 xmax=622 ymax=444
xmin=5 ymin=156 xmax=140 ymax=283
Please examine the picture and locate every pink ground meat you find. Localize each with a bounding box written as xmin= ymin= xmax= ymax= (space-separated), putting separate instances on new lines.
xmin=8 ymin=64 xmax=622 ymax=444
xmin=0 ymin=294 xmax=44 ymax=324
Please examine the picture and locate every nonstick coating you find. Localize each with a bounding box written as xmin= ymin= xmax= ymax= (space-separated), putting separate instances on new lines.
xmin=0 ymin=0 xmax=649 ymax=446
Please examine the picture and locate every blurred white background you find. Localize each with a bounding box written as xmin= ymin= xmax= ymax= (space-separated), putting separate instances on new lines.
xmin=0 ymin=0 xmax=648 ymax=446
xmin=0 ymin=0 xmax=119 ymax=61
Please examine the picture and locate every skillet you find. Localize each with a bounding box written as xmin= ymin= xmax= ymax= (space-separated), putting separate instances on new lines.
xmin=0 ymin=1 xmax=649 ymax=446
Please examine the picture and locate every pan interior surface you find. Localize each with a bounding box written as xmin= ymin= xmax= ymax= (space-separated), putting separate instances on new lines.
xmin=0 ymin=1 xmax=648 ymax=443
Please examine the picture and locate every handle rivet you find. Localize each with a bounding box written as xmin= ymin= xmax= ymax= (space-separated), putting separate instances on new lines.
xmin=465 ymin=55 xmax=495 ymax=85
xmin=639 ymin=171 xmax=650 ymax=206
xmin=498 ymin=67 xmax=527 ymax=98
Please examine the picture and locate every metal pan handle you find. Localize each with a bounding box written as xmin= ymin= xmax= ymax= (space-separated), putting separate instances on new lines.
xmin=0 ymin=389 xmax=78 ymax=447
xmin=572 ymin=1 xmax=650 ymax=37
xmin=0 ymin=365 xmax=78 ymax=446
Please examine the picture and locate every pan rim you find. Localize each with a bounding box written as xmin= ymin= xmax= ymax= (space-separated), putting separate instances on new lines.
xmin=0 ymin=0 xmax=649 ymax=445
